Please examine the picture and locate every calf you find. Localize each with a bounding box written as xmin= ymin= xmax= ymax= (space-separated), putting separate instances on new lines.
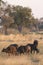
xmin=25 ymin=45 xmax=31 ymax=54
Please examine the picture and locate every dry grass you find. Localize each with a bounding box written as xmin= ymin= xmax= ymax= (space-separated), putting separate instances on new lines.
xmin=0 ymin=33 xmax=43 ymax=65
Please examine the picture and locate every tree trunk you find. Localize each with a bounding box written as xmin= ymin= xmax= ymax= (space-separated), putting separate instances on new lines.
xmin=3 ymin=25 xmax=8 ymax=35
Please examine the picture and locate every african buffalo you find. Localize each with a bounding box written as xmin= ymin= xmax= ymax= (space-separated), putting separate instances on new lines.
xmin=2 ymin=44 xmax=18 ymax=55
xmin=17 ymin=45 xmax=26 ymax=55
xmin=17 ymin=45 xmax=31 ymax=55
xmin=26 ymin=40 xmax=39 ymax=54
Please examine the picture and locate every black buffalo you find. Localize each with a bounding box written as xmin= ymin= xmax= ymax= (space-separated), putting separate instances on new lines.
xmin=17 ymin=45 xmax=26 ymax=55
xmin=17 ymin=45 xmax=31 ymax=55
xmin=26 ymin=40 xmax=39 ymax=54
xmin=2 ymin=44 xmax=18 ymax=55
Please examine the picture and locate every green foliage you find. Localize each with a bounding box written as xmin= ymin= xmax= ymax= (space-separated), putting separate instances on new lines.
xmin=8 ymin=5 xmax=34 ymax=32
xmin=0 ymin=1 xmax=39 ymax=33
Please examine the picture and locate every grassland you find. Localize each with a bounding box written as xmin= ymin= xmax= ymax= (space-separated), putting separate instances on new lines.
xmin=0 ymin=33 xmax=43 ymax=65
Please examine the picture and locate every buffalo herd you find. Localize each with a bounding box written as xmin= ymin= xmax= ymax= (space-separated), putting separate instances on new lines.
xmin=2 ymin=40 xmax=39 ymax=56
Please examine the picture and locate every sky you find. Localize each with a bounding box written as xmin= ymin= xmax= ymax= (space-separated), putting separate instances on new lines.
xmin=3 ymin=0 xmax=43 ymax=19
